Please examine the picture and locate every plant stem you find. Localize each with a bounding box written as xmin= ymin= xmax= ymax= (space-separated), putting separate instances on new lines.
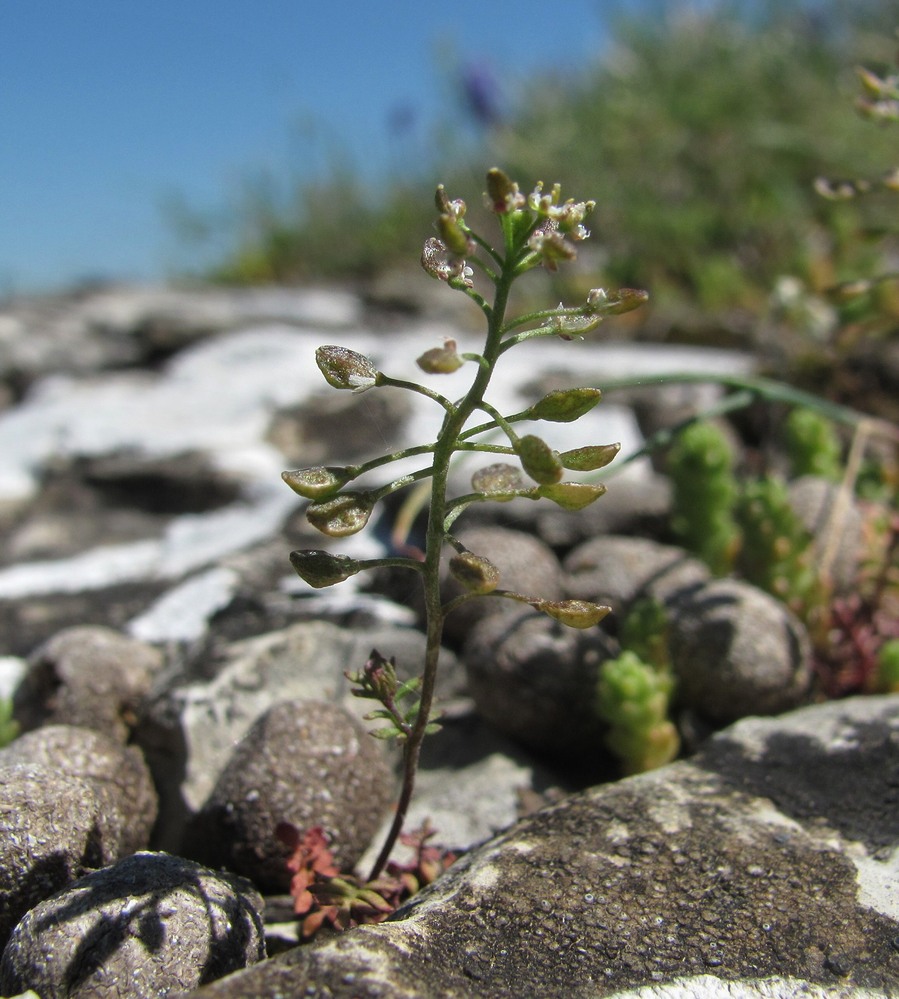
xmin=366 ymin=251 xmax=514 ymax=881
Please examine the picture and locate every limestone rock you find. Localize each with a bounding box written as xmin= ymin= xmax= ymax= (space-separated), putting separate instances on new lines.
xmin=463 ymin=605 xmax=619 ymax=765
xmin=668 ymin=578 xmax=812 ymax=722
xmin=189 ymin=695 xmax=899 ymax=998
xmin=14 ymin=625 xmax=162 ymax=742
xmin=563 ymin=535 xmax=710 ymax=618
xmin=0 ymin=764 xmax=125 ymax=949
xmin=136 ymin=619 xmax=463 ymax=853
xmin=192 ymin=700 xmax=393 ymax=891
xmin=0 ymin=852 xmax=264 ymax=998
xmin=0 ymin=724 xmax=157 ymax=854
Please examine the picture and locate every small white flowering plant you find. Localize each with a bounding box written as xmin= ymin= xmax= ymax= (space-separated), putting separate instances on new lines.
xmin=282 ymin=168 xmax=647 ymax=914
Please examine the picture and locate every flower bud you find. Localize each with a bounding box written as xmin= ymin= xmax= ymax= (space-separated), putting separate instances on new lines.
xmin=537 ymin=481 xmax=607 ymax=510
xmin=282 ymin=466 xmax=349 ymax=500
xmin=315 ymin=346 xmax=379 ymax=392
xmin=306 ymin=491 xmax=375 ymax=537
xmin=557 ymin=443 xmax=620 ymax=471
xmin=528 ymin=228 xmax=577 ymax=272
xmin=449 ymin=551 xmax=500 ymax=593
xmin=437 ymin=213 xmax=472 ymax=258
xmin=289 ymin=549 xmax=361 ymax=588
xmin=485 ymin=167 xmax=522 ymax=213
xmin=435 ymin=184 xmax=466 ymax=219
xmin=516 ymin=435 xmax=563 ymax=484
xmin=530 ymin=387 xmax=602 ymax=423
xmin=417 ymin=339 xmax=464 ymax=374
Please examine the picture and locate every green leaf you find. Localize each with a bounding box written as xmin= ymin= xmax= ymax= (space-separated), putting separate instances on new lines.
xmin=363 ymin=708 xmax=398 ymax=722
xmin=394 ymin=676 xmax=423 ymax=701
xmin=530 ymin=387 xmax=602 ymax=423
xmin=369 ymin=726 xmax=404 ymax=741
xmin=558 ymin=443 xmax=620 ymax=471
xmin=516 ymin=435 xmax=563 ymax=484
xmin=537 ymin=481 xmax=607 ymax=510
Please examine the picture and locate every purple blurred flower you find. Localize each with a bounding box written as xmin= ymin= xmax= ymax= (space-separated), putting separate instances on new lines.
xmin=460 ymin=61 xmax=503 ymax=128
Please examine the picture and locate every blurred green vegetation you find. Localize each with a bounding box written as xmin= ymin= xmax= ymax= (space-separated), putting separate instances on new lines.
xmin=190 ymin=0 xmax=899 ymax=344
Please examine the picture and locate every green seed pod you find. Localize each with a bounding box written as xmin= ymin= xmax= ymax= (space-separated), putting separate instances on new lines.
xmin=470 ymin=463 xmax=525 ymax=499
xmin=281 ymin=466 xmax=349 ymax=500
xmin=586 ymin=287 xmax=650 ymax=315
xmin=289 ymin=550 xmax=362 ymax=588
xmin=558 ymin=443 xmax=620 ymax=471
xmin=532 ymin=598 xmax=610 ymax=628
xmin=449 ymin=551 xmax=500 ymax=593
xmin=306 ymin=491 xmax=375 ymax=537
xmin=516 ymin=434 xmax=563 ymax=484
xmin=417 ymin=339 xmax=464 ymax=374
xmin=530 ymin=387 xmax=602 ymax=423
xmin=315 ymin=345 xmax=379 ymax=392
xmin=537 ymin=481 xmax=607 ymax=510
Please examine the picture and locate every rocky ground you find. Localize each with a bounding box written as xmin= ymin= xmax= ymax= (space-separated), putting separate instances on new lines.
xmin=0 ymin=282 xmax=896 ymax=998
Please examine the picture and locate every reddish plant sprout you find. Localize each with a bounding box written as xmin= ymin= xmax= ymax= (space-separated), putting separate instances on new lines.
xmin=276 ymin=823 xmax=340 ymax=937
xmin=812 ymin=506 xmax=899 ymax=697
xmin=279 ymin=820 xmax=456 ymax=939
xmin=386 ymin=819 xmax=457 ymax=897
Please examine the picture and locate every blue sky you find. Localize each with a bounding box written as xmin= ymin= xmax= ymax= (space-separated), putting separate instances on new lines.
xmin=1 ymin=1 xmax=614 ymax=295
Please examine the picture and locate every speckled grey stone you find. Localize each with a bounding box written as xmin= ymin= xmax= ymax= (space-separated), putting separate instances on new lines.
xmin=668 ymin=577 xmax=812 ymax=722
xmin=463 ymin=605 xmax=619 ymax=764
xmin=0 ymin=725 xmax=158 ymax=854
xmin=187 ymin=695 xmax=899 ymax=999
xmin=0 ymin=851 xmax=264 ymax=999
xmin=194 ymin=700 xmax=393 ymax=891
xmin=136 ymin=619 xmax=463 ymax=855
xmin=563 ymin=534 xmax=710 ymax=617
xmin=14 ymin=625 xmax=162 ymax=743
xmin=0 ymin=764 xmax=126 ymax=950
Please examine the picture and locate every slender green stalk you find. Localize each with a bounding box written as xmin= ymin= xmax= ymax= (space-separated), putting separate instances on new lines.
xmin=290 ymin=169 xmax=641 ymax=892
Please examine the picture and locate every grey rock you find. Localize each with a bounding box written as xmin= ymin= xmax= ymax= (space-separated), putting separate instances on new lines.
xmin=0 ymin=851 xmax=264 ymax=999
xmin=0 ymin=580 xmax=172 ymax=660
xmin=463 ymin=605 xmax=619 ymax=765
xmin=188 ymin=695 xmax=899 ymax=999
xmin=0 ymin=764 xmax=126 ymax=949
xmin=136 ymin=619 xmax=463 ymax=853
xmin=668 ymin=578 xmax=812 ymax=722
xmin=788 ymin=474 xmax=864 ymax=593
xmin=193 ymin=700 xmax=392 ymax=891
xmin=269 ymin=384 xmax=412 ymax=467
xmin=563 ymin=534 xmax=711 ymax=617
xmin=14 ymin=625 xmax=162 ymax=742
xmin=460 ymin=471 xmax=673 ymax=550
xmin=0 ymin=284 xmax=362 ymax=388
xmin=0 ymin=725 xmax=158 ymax=854
xmin=360 ymin=710 xmax=561 ymax=867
